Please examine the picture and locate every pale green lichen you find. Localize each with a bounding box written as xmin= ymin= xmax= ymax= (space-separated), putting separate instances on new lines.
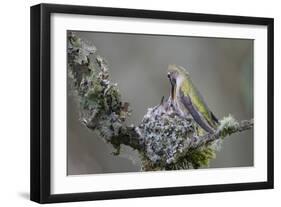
xmin=218 ymin=114 xmax=240 ymax=138
xmin=67 ymin=32 xmax=130 ymax=153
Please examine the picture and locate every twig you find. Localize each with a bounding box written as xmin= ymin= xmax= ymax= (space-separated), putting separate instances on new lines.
xmin=194 ymin=118 xmax=254 ymax=148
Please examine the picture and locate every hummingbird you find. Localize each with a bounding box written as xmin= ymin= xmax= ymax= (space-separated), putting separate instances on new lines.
xmin=167 ymin=64 xmax=219 ymax=134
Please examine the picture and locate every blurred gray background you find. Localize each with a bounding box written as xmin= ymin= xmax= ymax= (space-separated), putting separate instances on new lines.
xmin=67 ymin=31 xmax=253 ymax=175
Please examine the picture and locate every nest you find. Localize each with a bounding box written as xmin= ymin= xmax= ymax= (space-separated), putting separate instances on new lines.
xmin=137 ymin=99 xmax=220 ymax=170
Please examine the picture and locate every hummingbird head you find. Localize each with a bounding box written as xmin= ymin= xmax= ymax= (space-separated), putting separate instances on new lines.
xmin=167 ymin=64 xmax=189 ymax=85
xmin=167 ymin=64 xmax=189 ymax=100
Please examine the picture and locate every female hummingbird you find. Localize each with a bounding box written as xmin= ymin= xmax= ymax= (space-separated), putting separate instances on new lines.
xmin=167 ymin=64 xmax=219 ymax=134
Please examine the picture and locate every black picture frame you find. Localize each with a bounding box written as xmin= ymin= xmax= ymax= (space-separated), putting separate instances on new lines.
xmin=30 ymin=3 xmax=274 ymax=204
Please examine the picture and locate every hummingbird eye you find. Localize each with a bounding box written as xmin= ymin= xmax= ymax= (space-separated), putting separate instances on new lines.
xmin=167 ymin=71 xmax=178 ymax=84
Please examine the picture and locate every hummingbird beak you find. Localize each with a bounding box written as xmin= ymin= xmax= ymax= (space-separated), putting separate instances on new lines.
xmin=167 ymin=72 xmax=176 ymax=101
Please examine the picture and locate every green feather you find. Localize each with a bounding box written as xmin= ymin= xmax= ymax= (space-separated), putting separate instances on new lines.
xmin=168 ymin=64 xmax=218 ymax=130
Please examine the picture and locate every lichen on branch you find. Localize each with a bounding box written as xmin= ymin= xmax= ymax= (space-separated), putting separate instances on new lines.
xmin=67 ymin=32 xmax=254 ymax=171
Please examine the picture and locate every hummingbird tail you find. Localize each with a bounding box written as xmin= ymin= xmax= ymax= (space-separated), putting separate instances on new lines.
xmin=211 ymin=112 xmax=219 ymax=124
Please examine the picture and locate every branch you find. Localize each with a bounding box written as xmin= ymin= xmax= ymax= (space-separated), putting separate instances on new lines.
xmin=67 ymin=32 xmax=254 ymax=171
xmin=199 ymin=118 xmax=254 ymax=147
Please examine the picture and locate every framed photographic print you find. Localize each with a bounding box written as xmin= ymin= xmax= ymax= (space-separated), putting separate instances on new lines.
xmin=30 ymin=3 xmax=274 ymax=203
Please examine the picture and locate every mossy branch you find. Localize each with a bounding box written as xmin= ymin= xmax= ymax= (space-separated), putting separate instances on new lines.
xmin=197 ymin=118 xmax=254 ymax=147
xmin=67 ymin=32 xmax=254 ymax=171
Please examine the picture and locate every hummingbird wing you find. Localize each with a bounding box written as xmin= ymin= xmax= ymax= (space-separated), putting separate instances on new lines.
xmin=187 ymin=78 xmax=219 ymax=127
xmin=179 ymin=90 xmax=215 ymax=133
xmin=196 ymin=88 xmax=219 ymax=125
